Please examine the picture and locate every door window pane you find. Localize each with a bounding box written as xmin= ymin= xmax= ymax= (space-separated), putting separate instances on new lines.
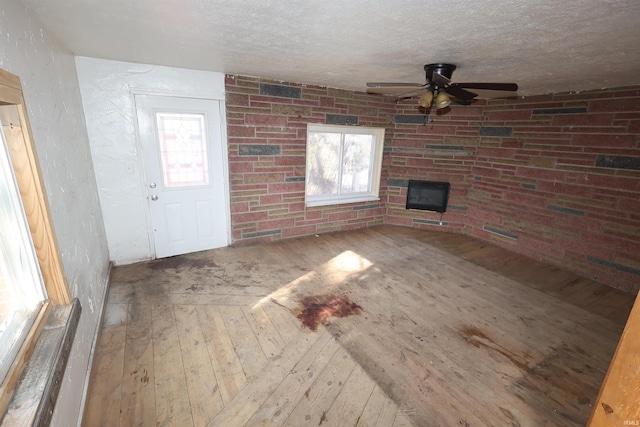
xmin=156 ymin=113 xmax=209 ymax=188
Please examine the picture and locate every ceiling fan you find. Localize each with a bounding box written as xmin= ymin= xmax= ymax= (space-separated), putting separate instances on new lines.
xmin=367 ymin=63 xmax=518 ymax=109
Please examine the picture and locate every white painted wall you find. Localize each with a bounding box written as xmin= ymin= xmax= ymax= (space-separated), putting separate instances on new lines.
xmin=75 ymin=57 xmax=227 ymax=265
xmin=0 ymin=1 xmax=110 ymax=426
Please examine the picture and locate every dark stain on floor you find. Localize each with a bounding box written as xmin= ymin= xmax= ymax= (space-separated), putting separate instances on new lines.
xmin=148 ymin=256 xmax=218 ymax=270
xmin=459 ymin=325 xmax=532 ymax=373
xmin=293 ymin=295 xmax=363 ymax=331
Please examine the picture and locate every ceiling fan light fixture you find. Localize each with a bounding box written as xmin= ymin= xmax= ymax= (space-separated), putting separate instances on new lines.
xmin=418 ymin=91 xmax=433 ymax=108
xmin=435 ymin=91 xmax=451 ymax=109
xmin=367 ymin=63 xmax=518 ymax=112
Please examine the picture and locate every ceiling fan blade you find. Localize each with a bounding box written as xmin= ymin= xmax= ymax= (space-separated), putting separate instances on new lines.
xmin=394 ymin=86 xmax=430 ymax=100
xmin=431 ymin=71 xmax=451 ymax=86
xmin=444 ymin=85 xmax=478 ymax=101
xmin=452 ymin=82 xmax=519 ymax=91
xmin=366 ymin=82 xmax=424 ymax=88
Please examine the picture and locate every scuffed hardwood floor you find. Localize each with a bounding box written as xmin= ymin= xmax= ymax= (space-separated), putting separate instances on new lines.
xmin=82 ymin=225 xmax=636 ymax=426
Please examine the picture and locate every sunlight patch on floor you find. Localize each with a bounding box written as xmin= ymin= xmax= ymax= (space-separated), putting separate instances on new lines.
xmin=252 ymin=250 xmax=372 ymax=311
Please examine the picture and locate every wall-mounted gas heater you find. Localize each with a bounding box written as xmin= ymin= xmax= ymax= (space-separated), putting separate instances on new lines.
xmin=405 ymin=180 xmax=450 ymax=213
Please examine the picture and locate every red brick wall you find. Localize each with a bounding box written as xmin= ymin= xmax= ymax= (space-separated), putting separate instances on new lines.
xmin=386 ymin=88 xmax=640 ymax=292
xmin=384 ymin=100 xmax=484 ymax=231
xmin=468 ymin=88 xmax=640 ymax=292
xmin=225 ymin=75 xmax=394 ymax=244
xmin=226 ymin=75 xmax=640 ymax=291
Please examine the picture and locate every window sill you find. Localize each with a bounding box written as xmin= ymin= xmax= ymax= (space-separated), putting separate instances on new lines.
xmin=305 ymin=195 xmax=380 ymax=208
xmin=1 ymin=299 xmax=81 ymax=426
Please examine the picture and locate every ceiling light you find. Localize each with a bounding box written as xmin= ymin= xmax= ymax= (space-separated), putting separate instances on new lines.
xmin=418 ymin=91 xmax=433 ymax=108
xmin=435 ymin=91 xmax=451 ymax=109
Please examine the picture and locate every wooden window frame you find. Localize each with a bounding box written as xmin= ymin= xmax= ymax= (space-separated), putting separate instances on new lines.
xmin=0 ymin=69 xmax=71 ymax=415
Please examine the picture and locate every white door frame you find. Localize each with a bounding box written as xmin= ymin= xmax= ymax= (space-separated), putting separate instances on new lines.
xmin=131 ymin=89 xmax=231 ymax=258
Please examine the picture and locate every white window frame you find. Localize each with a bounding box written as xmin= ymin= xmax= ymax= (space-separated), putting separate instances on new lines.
xmin=305 ymin=123 xmax=385 ymax=207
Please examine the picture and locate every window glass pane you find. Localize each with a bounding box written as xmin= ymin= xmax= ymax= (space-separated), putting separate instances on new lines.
xmin=0 ymin=129 xmax=46 ymax=382
xmin=341 ymin=134 xmax=373 ymax=193
xmin=156 ymin=113 xmax=209 ymax=188
xmin=307 ymin=132 xmax=341 ymax=196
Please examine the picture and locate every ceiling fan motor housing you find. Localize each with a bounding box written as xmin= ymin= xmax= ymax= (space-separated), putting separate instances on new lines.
xmin=424 ymin=63 xmax=457 ymax=84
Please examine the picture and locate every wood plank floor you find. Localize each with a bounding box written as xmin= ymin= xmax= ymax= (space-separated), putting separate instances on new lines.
xmin=82 ymin=225 xmax=637 ymax=426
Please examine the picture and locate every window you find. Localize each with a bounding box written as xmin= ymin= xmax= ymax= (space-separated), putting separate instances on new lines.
xmin=156 ymin=112 xmax=209 ymax=187
xmin=305 ymin=124 xmax=385 ymax=207
xmin=0 ymin=69 xmax=70 ymax=415
xmin=0 ymin=129 xmax=47 ymax=384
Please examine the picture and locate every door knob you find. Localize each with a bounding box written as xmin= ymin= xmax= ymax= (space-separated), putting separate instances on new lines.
xmin=150 ymin=195 xmax=158 ymax=201
xmin=150 ymin=182 xmax=157 ymax=188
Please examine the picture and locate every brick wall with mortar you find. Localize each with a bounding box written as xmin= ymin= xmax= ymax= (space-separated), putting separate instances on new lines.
xmin=468 ymin=87 xmax=640 ymax=292
xmin=225 ymin=75 xmax=395 ymax=244
xmin=226 ymin=74 xmax=640 ymax=291
xmin=383 ymin=100 xmax=485 ymax=230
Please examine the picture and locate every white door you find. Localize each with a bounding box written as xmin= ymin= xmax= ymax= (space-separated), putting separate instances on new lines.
xmin=135 ymin=95 xmax=229 ymax=258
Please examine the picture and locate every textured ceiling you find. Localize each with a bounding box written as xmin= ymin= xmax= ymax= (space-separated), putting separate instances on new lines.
xmin=20 ymin=0 xmax=640 ymax=97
